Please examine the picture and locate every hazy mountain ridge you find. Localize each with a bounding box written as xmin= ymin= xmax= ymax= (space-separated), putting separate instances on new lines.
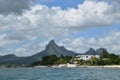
xmin=32 ymin=40 xmax=77 ymax=60
xmin=0 ymin=40 xmax=77 ymax=64
xmin=0 ymin=40 xmax=109 ymax=64
xmin=84 ymin=48 xmax=108 ymax=55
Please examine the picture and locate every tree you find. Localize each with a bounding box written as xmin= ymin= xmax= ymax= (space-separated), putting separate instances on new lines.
xmin=99 ymin=53 xmax=120 ymax=65
xmin=40 ymin=55 xmax=58 ymax=65
xmin=107 ymin=54 xmax=120 ymax=65
xmin=89 ymin=56 xmax=99 ymax=65
xmin=31 ymin=61 xmax=41 ymax=66
xmin=55 ymin=55 xmax=72 ymax=64
xmin=100 ymin=49 xmax=109 ymax=59
xmin=108 ymin=54 xmax=119 ymax=59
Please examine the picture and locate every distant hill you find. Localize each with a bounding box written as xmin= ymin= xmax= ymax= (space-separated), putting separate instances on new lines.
xmin=32 ymin=40 xmax=77 ymax=60
xmin=84 ymin=48 xmax=109 ymax=55
xmin=0 ymin=54 xmax=37 ymax=64
xmin=95 ymin=48 xmax=108 ymax=55
xmin=0 ymin=40 xmax=77 ymax=64
xmin=0 ymin=40 xmax=110 ymax=64
xmin=84 ymin=48 xmax=96 ymax=55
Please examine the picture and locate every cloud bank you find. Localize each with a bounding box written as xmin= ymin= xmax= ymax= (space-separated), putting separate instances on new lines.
xmin=0 ymin=0 xmax=119 ymax=56
xmin=9 ymin=31 xmax=120 ymax=56
xmin=1 ymin=0 xmax=120 ymax=38
xmin=59 ymin=31 xmax=120 ymax=55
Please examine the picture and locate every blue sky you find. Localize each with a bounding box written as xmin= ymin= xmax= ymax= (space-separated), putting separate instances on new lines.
xmin=37 ymin=0 xmax=84 ymax=9
xmin=0 ymin=0 xmax=120 ymax=56
xmin=70 ymin=25 xmax=120 ymax=39
xmin=36 ymin=0 xmax=120 ymax=39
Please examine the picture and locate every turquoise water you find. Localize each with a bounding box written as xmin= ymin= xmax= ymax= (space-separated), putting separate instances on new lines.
xmin=0 ymin=68 xmax=120 ymax=80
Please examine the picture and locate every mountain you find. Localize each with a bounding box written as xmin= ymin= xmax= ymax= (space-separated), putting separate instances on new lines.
xmin=0 ymin=40 xmax=109 ymax=64
xmin=84 ymin=48 xmax=108 ymax=55
xmin=0 ymin=40 xmax=77 ymax=64
xmin=32 ymin=40 xmax=77 ymax=60
xmin=0 ymin=54 xmax=37 ymax=64
xmin=84 ymin=48 xmax=96 ymax=55
xmin=95 ymin=48 xmax=108 ymax=55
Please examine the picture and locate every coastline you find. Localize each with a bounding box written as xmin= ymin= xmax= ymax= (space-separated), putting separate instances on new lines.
xmin=34 ymin=64 xmax=120 ymax=68
xmin=1 ymin=63 xmax=120 ymax=68
xmin=77 ymin=65 xmax=120 ymax=68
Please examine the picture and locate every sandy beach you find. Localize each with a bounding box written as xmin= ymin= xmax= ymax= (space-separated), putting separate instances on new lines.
xmin=77 ymin=65 xmax=120 ymax=68
xmin=34 ymin=64 xmax=120 ymax=68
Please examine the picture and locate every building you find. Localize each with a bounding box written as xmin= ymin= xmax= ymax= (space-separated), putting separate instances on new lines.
xmin=74 ymin=48 xmax=102 ymax=61
xmin=75 ymin=54 xmax=100 ymax=61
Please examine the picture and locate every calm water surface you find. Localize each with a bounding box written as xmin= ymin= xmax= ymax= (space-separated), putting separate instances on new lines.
xmin=0 ymin=68 xmax=120 ymax=80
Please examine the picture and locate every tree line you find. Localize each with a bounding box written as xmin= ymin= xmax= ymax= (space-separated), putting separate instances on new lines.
xmin=31 ymin=55 xmax=72 ymax=66
xmin=78 ymin=50 xmax=120 ymax=65
xmin=31 ymin=50 xmax=120 ymax=66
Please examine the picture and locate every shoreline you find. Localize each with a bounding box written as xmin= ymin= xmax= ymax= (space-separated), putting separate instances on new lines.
xmin=77 ymin=65 xmax=120 ymax=68
xmin=1 ymin=64 xmax=120 ymax=68
xmin=34 ymin=65 xmax=120 ymax=68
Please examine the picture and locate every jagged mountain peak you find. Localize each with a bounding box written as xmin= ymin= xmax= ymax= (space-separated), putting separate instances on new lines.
xmin=49 ymin=40 xmax=55 ymax=44
xmin=46 ymin=40 xmax=58 ymax=50
xmin=84 ymin=47 xmax=109 ymax=55
xmin=95 ymin=47 xmax=108 ymax=55
xmin=89 ymin=48 xmax=95 ymax=51
xmin=84 ymin=48 xmax=96 ymax=55
xmin=47 ymin=40 xmax=56 ymax=46
xmin=33 ymin=40 xmax=76 ymax=58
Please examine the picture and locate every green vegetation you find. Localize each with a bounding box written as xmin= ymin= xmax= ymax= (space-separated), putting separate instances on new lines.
xmin=54 ymin=55 xmax=72 ymax=64
xmin=40 ymin=55 xmax=58 ymax=65
xmin=2 ymin=52 xmax=119 ymax=67
xmin=100 ymin=49 xmax=109 ymax=59
xmin=77 ymin=52 xmax=120 ymax=66
xmin=31 ymin=55 xmax=72 ymax=66
xmin=0 ymin=64 xmax=30 ymax=68
xmin=98 ymin=53 xmax=120 ymax=65
xmin=98 ymin=51 xmax=120 ymax=65
xmin=31 ymin=51 xmax=120 ymax=67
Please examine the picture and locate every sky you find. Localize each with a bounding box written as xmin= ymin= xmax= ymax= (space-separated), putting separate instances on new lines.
xmin=0 ymin=0 xmax=120 ymax=56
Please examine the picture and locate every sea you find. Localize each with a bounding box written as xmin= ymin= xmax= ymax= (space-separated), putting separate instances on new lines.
xmin=0 ymin=68 xmax=120 ymax=80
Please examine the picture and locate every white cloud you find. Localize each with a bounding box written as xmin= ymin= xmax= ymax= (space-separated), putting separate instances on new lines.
xmin=14 ymin=40 xmax=49 ymax=56
xmin=0 ymin=0 xmax=120 ymax=39
xmin=59 ymin=31 xmax=120 ymax=55
xmin=0 ymin=31 xmax=120 ymax=56
xmin=0 ymin=0 xmax=119 ymax=56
